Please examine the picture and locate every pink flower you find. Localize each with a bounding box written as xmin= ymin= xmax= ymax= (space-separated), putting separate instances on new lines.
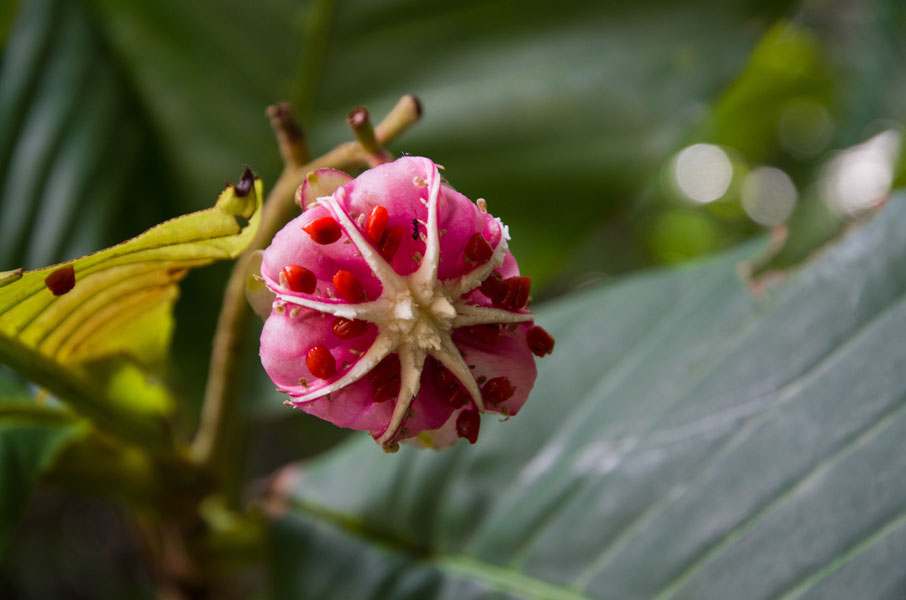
xmin=258 ymin=157 xmax=554 ymax=451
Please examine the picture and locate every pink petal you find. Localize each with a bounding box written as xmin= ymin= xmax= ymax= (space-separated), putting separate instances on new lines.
xmin=336 ymin=157 xmax=503 ymax=278
xmin=259 ymin=307 xmax=377 ymax=398
xmin=258 ymin=155 xmax=543 ymax=449
xmin=453 ymin=323 xmax=537 ymax=418
xmin=261 ymin=205 xmax=383 ymax=302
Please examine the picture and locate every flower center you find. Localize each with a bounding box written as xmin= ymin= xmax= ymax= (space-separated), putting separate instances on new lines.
xmin=385 ymin=280 xmax=456 ymax=352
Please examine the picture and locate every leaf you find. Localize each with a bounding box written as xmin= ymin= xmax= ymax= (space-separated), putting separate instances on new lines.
xmin=271 ymin=196 xmax=906 ymax=599
xmin=0 ymin=418 xmax=81 ymax=556
xmin=0 ymin=175 xmax=263 ymax=447
xmin=0 ymin=0 xmax=178 ymax=271
xmin=82 ymin=0 xmax=795 ymax=287
xmin=0 ymin=369 xmax=82 ymax=556
xmin=8 ymin=0 xmax=798 ymax=428
xmin=303 ymin=0 xmax=803 ymax=285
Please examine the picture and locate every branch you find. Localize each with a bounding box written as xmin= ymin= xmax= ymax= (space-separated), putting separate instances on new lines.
xmin=192 ymin=96 xmax=422 ymax=501
xmin=0 ymin=335 xmax=174 ymax=454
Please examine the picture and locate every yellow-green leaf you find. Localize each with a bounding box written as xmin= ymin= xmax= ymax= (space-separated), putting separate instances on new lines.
xmin=0 ymin=173 xmax=263 ymax=448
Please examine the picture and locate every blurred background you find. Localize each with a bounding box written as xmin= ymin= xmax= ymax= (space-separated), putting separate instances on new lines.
xmin=0 ymin=0 xmax=904 ymax=596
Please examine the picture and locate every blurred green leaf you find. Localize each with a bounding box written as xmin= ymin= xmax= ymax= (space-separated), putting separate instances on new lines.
xmin=0 ymin=419 xmax=80 ymax=556
xmin=0 ymin=0 xmax=178 ymax=272
xmin=0 ymin=178 xmax=262 ymax=445
xmin=271 ymin=196 xmax=906 ymax=599
xmin=5 ymin=0 xmax=795 ymax=423
xmin=651 ymin=3 xmax=906 ymax=274
xmin=703 ymin=21 xmax=832 ymax=164
xmin=306 ymin=0 xmax=796 ymax=286
xmin=0 ymin=372 xmax=81 ymax=556
xmin=80 ymin=0 xmax=793 ymax=287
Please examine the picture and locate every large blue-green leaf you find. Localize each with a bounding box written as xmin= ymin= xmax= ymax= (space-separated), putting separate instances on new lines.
xmin=271 ymin=196 xmax=906 ymax=599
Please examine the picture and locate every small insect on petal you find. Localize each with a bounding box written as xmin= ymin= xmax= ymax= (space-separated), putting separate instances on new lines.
xmin=306 ymin=345 xmax=336 ymax=379
xmin=456 ymin=410 xmax=481 ymax=444
xmin=332 ymin=270 xmax=366 ymax=302
xmin=463 ymin=232 xmax=493 ymax=265
xmin=527 ymin=326 xmax=555 ymax=357
xmin=281 ymin=265 xmax=316 ymax=294
xmin=365 ymin=205 xmax=388 ymax=244
xmin=482 ymin=377 xmax=515 ymax=405
xmin=379 ymin=225 xmax=406 ymax=261
xmin=44 ymin=265 xmax=75 ymax=296
xmin=302 ymin=216 xmax=342 ymax=244
xmin=332 ymin=316 xmax=369 ymax=339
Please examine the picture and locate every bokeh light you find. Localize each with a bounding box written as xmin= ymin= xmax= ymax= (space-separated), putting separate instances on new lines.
xmin=741 ymin=166 xmax=797 ymax=226
xmin=820 ymin=130 xmax=901 ymax=215
xmin=672 ymin=144 xmax=734 ymax=204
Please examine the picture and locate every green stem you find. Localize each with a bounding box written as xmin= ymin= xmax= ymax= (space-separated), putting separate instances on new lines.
xmin=347 ymin=106 xmax=390 ymax=165
xmin=192 ymin=95 xmax=422 ymax=503
xmin=0 ymin=334 xmax=173 ymax=454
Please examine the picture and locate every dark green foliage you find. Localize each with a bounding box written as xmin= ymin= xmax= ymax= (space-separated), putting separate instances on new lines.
xmin=273 ymin=198 xmax=906 ymax=599
xmin=1 ymin=0 xmax=905 ymax=597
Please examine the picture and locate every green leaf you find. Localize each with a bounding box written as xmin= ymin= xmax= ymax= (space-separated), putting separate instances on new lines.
xmin=0 ymin=0 xmax=179 ymax=271
xmin=272 ymin=196 xmax=906 ymax=599
xmin=0 ymin=177 xmax=263 ymax=447
xmin=0 ymin=418 xmax=80 ymax=556
xmin=8 ymin=0 xmax=801 ymax=426
xmin=81 ymin=0 xmax=795 ymax=286
xmin=0 ymin=370 xmax=81 ymax=556
xmin=303 ymin=0 xmax=799 ymax=285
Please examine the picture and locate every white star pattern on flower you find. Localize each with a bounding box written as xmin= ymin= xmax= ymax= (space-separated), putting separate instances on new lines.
xmin=263 ymin=163 xmax=533 ymax=450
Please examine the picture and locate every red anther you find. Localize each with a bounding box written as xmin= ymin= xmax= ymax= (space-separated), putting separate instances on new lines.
xmin=302 ymin=216 xmax=342 ymax=244
xmin=482 ymin=377 xmax=515 ymax=405
xmin=446 ymin=386 xmax=470 ymax=409
xmin=480 ymin=271 xmax=506 ymax=302
xmin=512 ymin=276 xmax=531 ymax=309
xmin=44 ymin=265 xmax=75 ymax=296
xmin=332 ymin=270 xmax=366 ymax=302
xmin=467 ymin=324 xmax=502 ymax=345
xmin=494 ymin=276 xmax=531 ymax=310
xmin=332 ymin=316 xmax=368 ymax=339
xmin=463 ymin=232 xmax=493 ymax=265
xmin=527 ymin=326 xmax=555 ymax=357
xmin=492 ymin=277 xmax=517 ymax=308
xmin=379 ymin=225 xmax=405 ymax=260
xmin=372 ymin=379 xmax=401 ymax=403
xmin=368 ymin=354 xmax=401 ymax=386
xmin=365 ymin=205 xmax=388 ymax=244
xmin=306 ymin=345 xmax=336 ymax=379
xmin=456 ymin=410 xmax=481 ymax=444
xmin=282 ymin=264 xmax=316 ymax=294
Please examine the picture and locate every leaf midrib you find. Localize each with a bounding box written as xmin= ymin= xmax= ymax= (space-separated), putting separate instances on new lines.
xmin=286 ymin=495 xmax=593 ymax=599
